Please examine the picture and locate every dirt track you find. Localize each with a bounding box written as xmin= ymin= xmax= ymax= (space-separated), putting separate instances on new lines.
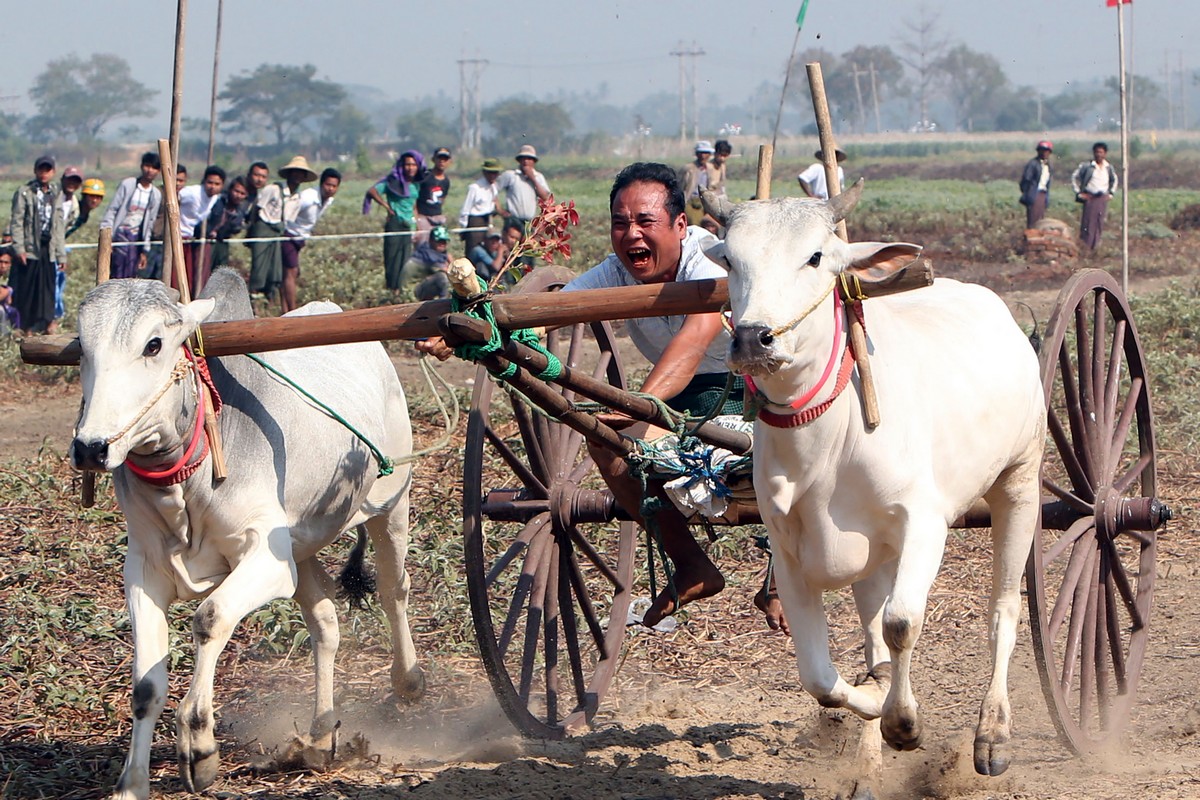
xmin=3 ymin=264 xmax=1199 ymax=799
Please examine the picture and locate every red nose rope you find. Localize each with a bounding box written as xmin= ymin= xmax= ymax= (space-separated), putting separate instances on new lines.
xmin=125 ymin=347 xmax=223 ymax=486
xmin=743 ymin=291 xmax=864 ymax=429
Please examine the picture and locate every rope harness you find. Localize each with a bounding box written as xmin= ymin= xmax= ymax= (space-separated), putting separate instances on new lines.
xmin=449 ymin=277 xmax=563 ymax=381
xmin=124 ymin=347 xmax=223 ymax=486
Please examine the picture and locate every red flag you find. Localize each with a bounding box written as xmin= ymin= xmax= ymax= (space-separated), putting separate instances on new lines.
xmin=1105 ymin=0 xmax=1131 ymax=6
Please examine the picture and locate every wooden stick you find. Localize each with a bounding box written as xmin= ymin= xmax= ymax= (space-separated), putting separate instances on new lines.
xmin=80 ymin=229 xmax=117 ymax=508
xmin=20 ymin=266 xmax=936 ymax=367
xmin=158 ymin=138 xmax=227 ymax=481
xmin=806 ymin=61 xmax=880 ymax=429
xmin=755 ymin=144 xmax=773 ymax=200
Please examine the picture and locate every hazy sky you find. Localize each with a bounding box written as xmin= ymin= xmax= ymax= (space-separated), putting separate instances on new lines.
xmin=2 ymin=1 xmax=1192 ymax=126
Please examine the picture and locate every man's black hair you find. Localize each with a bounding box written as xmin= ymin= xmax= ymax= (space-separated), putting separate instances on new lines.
xmin=225 ymin=175 xmax=248 ymax=196
xmin=610 ymin=162 xmax=686 ymax=221
xmin=714 ymin=139 xmax=732 ymax=155
xmin=203 ymin=165 xmax=226 ymax=182
xmin=320 ymin=167 xmax=342 ymax=183
xmin=502 ymin=218 xmax=525 ymax=236
xmin=249 ymin=161 xmax=269 ymax=173
xmin=177 ymin=163 xmax=188 ymax=175
xmin=140 ymin=152 xmax=162 ymax=170
xmin=1092 ymin=141 xmax=1108 ymax=152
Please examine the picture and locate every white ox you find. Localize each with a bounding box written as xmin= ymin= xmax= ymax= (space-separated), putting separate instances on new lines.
xmin=706 ymin=187 xmax=1045 ymax=798
xmin=70 ymin=269 xmax=424 ymax=800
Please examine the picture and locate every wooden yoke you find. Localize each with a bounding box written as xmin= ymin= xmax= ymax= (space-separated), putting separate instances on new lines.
xmin=158 ymin=139 xmax=227 ymax=481
xmin=807 ymin=62 xmax=880 ymax=428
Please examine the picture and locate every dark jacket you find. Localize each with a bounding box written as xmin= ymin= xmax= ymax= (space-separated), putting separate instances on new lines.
xmin=1019 ymin=157 xmax=1051 ymax=207
xmin=11 ymin=180 xmax=66 ymax=262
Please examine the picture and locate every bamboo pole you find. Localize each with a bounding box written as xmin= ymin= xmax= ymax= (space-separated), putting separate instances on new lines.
xmin=755 ymin=144 xmax=773 ymax=200
xmin=158 ymin=138 xmax=228 ymax=481
xmin=806 ymin=61 xmax=880 ymax=428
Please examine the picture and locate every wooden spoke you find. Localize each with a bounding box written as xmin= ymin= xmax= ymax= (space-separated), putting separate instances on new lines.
xmin=1047 ymin=407 xmax=1095 ymax=501
xmin=486 ymin=513 xmax=549 ymax=587
xmin=1048 ymin=527 xmax=1096 ymax=642
xmin=1042 ymin=476 xmax=1095 ymax=516
xmin=1043 ymin=516 xmax=1096 ymax=569
xmin=1106 ymin=377 xmax=1143 ymax=477
xmin=485 ymin=425 xmax=548 ymax=497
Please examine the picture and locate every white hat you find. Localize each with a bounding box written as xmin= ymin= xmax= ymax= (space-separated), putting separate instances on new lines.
xmin=694 ymin=140 xmax=715 ymax=154
xmin=515 ymin=144 xmax=539 ymax=161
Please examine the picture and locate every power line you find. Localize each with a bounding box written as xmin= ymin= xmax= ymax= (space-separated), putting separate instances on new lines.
xmin=457 ymin=58 xmax=488 ymax=151
xmin=669 ymin=43 xmax=704 ymax=143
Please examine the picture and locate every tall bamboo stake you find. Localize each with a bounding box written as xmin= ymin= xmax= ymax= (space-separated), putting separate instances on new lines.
xmin=806 ymin=62 xmax=879 ymax=428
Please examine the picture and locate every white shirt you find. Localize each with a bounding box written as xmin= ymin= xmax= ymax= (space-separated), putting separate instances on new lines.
xmin=1084 ymin=161 xmax=1112 ymax=195
xmin=287 ymin=187 xmax=333 ymax=238
xmin=1037 ymin=162 xmax=1050 ymax=192
xmin=178 ymin=185 xmax=220 ymax=239
xmin=458 ymin=176 xmax=499 ymax=226
xmin=255 ymin=183 xmax=284 ymax=225
xmin=563 ymin=226 xmax=730 ymax=375
xmin=797 ymin=162 xmax=844 ymax=201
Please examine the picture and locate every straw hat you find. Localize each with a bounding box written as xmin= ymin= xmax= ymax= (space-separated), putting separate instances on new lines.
xmin=814 ymin=148 xmax=847 ymax=162
xmin=278 ymin=155 xmax=318 ymax=182
xmin=515 ymin=144 xmax=539 ymax=162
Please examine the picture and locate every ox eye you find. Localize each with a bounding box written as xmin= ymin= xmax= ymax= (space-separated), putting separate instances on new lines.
xmin=807 ymin=251 xmax=823 ymax=268
xmin=143 ymin=338 xmax=162 ymax=358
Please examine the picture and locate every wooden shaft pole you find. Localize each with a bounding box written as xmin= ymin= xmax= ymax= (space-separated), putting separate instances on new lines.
xmin=20 ymin=266 xmax=935 ymax=367
xmin=169 ymin=0 xmax=187 ymax=170
xmin=756 ymin=144 xmax=773 ymax=200
xmin=806 ymin=61 xmax=880 ymax=429
xmin=80 ymin=228 xmax=117 ymax=508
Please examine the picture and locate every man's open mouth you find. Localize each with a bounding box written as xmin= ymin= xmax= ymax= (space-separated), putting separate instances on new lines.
xmin=627 ymin=247 xmax=651 ymax=267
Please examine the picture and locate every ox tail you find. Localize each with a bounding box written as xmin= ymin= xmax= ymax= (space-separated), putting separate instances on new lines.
xmin=1013 ymin=301 xmax=1041 ymax=354
xmin=338 ymin=524 xmax=377 ymax=609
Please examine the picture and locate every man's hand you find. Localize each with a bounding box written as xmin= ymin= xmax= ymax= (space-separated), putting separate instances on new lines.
xmin=137 ymin=251 xmax=148 ymax=270
xmin=15 ymin=251 xmax=26 ymax=266
xmin=415 ymin=336 xmax=455 ymax=361
xmin=520 ymin=162 xmax=538 ymax=180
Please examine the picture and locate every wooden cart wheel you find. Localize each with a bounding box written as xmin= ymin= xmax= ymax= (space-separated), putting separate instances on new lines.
xmin=463 ymin=266 xmax=636 ymax=739
xmin=1027 ymin=268 xmax=1168 ymax=753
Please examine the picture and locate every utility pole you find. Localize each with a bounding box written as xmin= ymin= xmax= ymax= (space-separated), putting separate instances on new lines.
xmin=1181 ymin=52 xmax=1189 ymax=130
xmin=869 ymin=61 xmax=882 ymax=133
xmin=850 ymin=62 xmax=867 ymax=133
xmin=670 ymin=43 xmax=705 ymax=144
xmin=206 ymin=0 xmax=224 ymax=165
xmin=457 ymin=58 xmax=488 ymax=152
xmin=1165 ymin=50 xmax=1173 ymax=129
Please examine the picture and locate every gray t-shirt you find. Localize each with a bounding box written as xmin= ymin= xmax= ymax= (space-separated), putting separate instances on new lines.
xmin=563 ymin=226 xmax=730 ymax=375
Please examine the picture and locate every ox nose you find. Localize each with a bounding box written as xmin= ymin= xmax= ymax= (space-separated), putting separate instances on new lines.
xmin=71 ymin=438 xmax=109 ymax=471
xmin=731 ymin=324 xmax=776 ymax=357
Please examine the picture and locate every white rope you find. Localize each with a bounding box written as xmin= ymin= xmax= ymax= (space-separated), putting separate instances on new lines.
xmin=64 ymin=225 xmax=492 ymax=252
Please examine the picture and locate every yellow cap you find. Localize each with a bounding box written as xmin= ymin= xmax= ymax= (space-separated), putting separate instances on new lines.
xmin=81 ymin=177 xmax=106 ymax=196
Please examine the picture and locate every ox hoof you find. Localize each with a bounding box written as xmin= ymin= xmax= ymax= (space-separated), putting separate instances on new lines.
xmin=178 ymin=747 xmax=220 ymax=792
xmin=973 ymin=738 xmax=1011 ymax=776
xmin=393 ymin=665 xmax=426 ymax=704
xmin=881 ymin=710 xmax=923 ymax=752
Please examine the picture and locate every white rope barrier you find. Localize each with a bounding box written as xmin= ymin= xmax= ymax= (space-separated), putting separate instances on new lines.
xmin=64 ymin=224 xmax=492 ymax=251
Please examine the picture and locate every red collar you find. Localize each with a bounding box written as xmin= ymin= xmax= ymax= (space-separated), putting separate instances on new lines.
xmin=744 ymin=293 xmax=862 ymax=429
xmin=125 ymin=348 xmax=222 ymax=486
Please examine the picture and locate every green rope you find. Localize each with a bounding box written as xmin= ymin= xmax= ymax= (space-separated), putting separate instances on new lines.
xmin=626 ymin=451 xmax=679 ymax=615
xmin=244 ymin=353 xmax=395 ymax=478
xmin=450 ymin=277 xmax=562 ymax=380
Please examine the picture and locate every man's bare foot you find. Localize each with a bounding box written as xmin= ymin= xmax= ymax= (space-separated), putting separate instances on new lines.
xmin=642 ymin=560 xmax=724 ymax=628
xmin=754 ymin=584 xmax=790 ymax=635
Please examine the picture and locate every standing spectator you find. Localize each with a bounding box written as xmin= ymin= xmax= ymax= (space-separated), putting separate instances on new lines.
xmin=9 ymin=155 xmax=66 ymax=334
xmin=66 ymin=177 xmax=105 ymax=238
xmin=1071 ymin=142 xmax=1118 ymax=252
xmin=797 ymin=148 xmax=846 ymax=200
xmin=458 ymin=157 xmax=503 ymax=255
xmin=496 ymin=145 xmax=551 ymax=233
xmin=178 ymin=165 xmax=226 ymax=291
xmin=144 ymin=164 xmax=186 ymax=280
xmin=246 ymin=160 xmax=284 ymax=301
xmin=679 ymin=140 xmax=715 ymax=225
xmin=51 ymin=166 xmax=84 ymax=332
xmin=365 ymin=150 xmax=424 ymax=295
xmin=194 ymin=175 xmax=250 ymax=280
xmin=1019 ymin=141 xmax=1054 ymax=228
xmin=415 ymin=146 xmax=452 ymax=245
xmin=100 ymin=151 xmax=162 ymax=280
xmin=279 ymin=159 xmax=335 ymax=314
xmin=0 ymin=246 xmax=20 ymax=334
xmin=710 ymin=139 xmax=732 ymax=198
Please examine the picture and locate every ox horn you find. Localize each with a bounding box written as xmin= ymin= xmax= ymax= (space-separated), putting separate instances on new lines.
xmin=700 ymin=189 xmax=733 ymax=226
xmin=828 ymin=178 xmax=865 ymax=223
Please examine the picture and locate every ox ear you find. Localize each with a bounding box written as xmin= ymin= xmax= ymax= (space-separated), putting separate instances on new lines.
xmin=180 ymin=297 xmax=217 ymax=332
xmin=843 ymin=242 xmax=923 ymax=282
xmin=703 ymin=240 xmax=730 ymax=270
